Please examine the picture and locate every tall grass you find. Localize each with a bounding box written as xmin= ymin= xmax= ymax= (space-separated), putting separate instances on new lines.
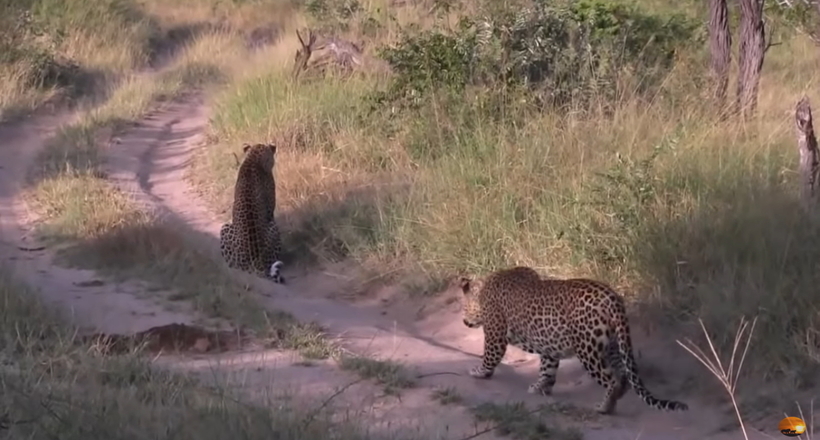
xmin=191 ymin=0 xmax=820 ymax=407
xmin=0 ymin=0 xmax=162 ymax=118
xmin=0 ymin=0 xmax=304 ymax=118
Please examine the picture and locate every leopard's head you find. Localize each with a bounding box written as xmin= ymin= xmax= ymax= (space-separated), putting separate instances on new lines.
xmin=453 ymin=275 xmax=485 ymax=329
xmin=241 ymin=142 xmax=277 ymax=172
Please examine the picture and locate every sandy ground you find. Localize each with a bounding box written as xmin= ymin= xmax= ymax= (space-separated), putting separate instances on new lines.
xmin=0 ymin=97 xmax=790 ymax=439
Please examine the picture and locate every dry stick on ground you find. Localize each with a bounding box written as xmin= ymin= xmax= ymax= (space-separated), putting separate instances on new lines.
xmin=415 ymin=371 xmax=461 ymax=379
xmin=301 ymin=377 xmax=369 ymax=427
xmin=676 ymin=316 xmax=758 ymax=440
xmin=796 ymin=97 xmax=820 ymax=211
xmin=16 ymin=246 xmax=45 ymax=251
xmin=456 ymin=406 xmax=546 ymax=440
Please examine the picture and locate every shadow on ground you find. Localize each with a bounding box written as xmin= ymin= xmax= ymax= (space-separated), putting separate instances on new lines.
xmin=149 ymin=22 xmax=230 ymax=69
xmin=276 ymin=182 xmax=410 ymax=268
xmin=608 ymin=168 xmax=820 ymax=419
xmin=86 ymin=322 xmax=257 ymax=354
xmin=49 ymin=217 xmax=303 ymax=334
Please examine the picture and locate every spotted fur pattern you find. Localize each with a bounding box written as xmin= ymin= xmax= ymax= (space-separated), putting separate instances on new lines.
xmin=219 ymin=143 xmax=285 ymax=284
xmin=456 ymin=266 xmax=687 ymax=415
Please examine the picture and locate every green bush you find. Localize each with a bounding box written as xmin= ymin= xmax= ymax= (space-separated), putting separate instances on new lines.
xmin=376 ymin=0 xmax=702 ymax=110
xmin=377 ymin=25 xmax=479 ymax=108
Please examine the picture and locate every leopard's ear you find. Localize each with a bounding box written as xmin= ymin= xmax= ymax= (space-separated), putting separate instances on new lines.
xmin=242 ymin=143 xmax=252 ymax=154
xmin=458 ymin=276 xmax=472 ymax=293
xmin=268 ymin=143 xmax=277 ymax=155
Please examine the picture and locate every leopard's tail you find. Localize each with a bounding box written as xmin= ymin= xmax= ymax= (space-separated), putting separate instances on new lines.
xmin=613 ymin=317 xmax=689 ymax=411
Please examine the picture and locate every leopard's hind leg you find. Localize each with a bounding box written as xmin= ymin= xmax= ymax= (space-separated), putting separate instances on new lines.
xmin=219 ymin=223 xmax=239 ymax=269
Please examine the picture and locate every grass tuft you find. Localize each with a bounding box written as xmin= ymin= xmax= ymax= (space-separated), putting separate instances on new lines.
xmin=431 ymin=386 xmax=462 ymax=405
xmin=471 ymin=401 xmax=584 ymax=440
xmin=337 ymin=355 xmax=416 ymax=395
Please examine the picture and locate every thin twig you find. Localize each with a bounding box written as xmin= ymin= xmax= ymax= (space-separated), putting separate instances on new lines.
xmin=416 ymin=371 xmax=462 ymax=379
xmin=17 ymin=246 xmax=45 ymax=252
xmin=0 ymin=412 xmax=41 ymax=430
xmin=456 ymin=406 xmax=544 ymax=440
xmin=676 ymin=316 xmax=758 ymax=440
xmin=733 ymin=318 xmax=756 ymax=394
xmin=302 ymin=377 xmax=368 ymax=426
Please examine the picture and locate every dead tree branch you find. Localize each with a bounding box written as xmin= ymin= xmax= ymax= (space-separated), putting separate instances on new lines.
xmin=796 ymin=96 xmax=820 ymax=209
xmin=763 ymin=27 xmax=781 ymax=54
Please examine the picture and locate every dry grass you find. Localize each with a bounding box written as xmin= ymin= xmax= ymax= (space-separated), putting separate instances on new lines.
xmin=140 ymin=0 xmax=303 ymax=33
xmin=678 ymin=317 xmax=758 ymax=439
xmin=0 ymin=0 xmax=162 ymax=120
xmin=0 ymin=0 xmax=299 ymax=119
xmin=679 ymin=316 xmax=817 ymax=439
xmin=0 ymin=62 xmax=50 ymax=116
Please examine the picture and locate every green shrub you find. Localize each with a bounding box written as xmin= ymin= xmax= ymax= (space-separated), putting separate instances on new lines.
xmin=375 ymin=0 xmax=702 ymax=110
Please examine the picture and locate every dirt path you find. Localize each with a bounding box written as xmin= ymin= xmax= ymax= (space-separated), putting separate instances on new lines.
xmin=98 ymin=94 xmax=512 ymax=440
xmin=0 ymin=103 xmax=497 ymax=439
xmin=0 ymin=98 xmax=779 ymax=439
xmin=100 ymin=94 xmax=782 ymax=440
xmin=0 ymin=108 xmax=200 ymax=335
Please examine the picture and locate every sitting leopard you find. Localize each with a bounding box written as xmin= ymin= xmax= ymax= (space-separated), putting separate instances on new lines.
xmin=219 ymin=143 xmax=285 ymax=284
xmin=454 ymin=266 xmax=688 ymax=415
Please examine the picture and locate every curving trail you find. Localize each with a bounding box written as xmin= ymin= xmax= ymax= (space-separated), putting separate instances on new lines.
xmin=0 ymin=109 xmax=198 ymax=334
xmin=0 ymin=95 xmax=776 ymax=439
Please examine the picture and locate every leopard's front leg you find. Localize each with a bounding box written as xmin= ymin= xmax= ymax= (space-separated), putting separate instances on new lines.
xmin=470 ymin=328 xmax=507 ymax=379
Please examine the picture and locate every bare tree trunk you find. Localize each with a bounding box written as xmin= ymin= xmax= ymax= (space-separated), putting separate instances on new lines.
xmin=815 ymin=0 xmax=820 ymax=42
xmin=795 ymin=97 xmax=820 ymax=210
xmin=709 ymin=0 xmax=731 ymax=111
xmin=736 ymin=0 xmax=766 ymax=119
xmin=807 ymin=0 xmax=820 ymax=43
